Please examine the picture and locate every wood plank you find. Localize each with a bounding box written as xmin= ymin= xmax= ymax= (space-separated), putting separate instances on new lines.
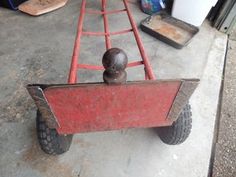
xmin=19 ymin=0 xmax=68 ymax=16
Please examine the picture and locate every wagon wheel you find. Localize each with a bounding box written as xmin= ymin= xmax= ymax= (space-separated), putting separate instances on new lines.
xmin=36 ymin=110 xmax=73 ymax=155
xmin=156 ymin=103 xmax=192 ymax=145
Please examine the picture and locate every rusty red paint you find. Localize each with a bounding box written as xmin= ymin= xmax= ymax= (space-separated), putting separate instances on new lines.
xmin=44 ymin=81 xmax=181 ymax=134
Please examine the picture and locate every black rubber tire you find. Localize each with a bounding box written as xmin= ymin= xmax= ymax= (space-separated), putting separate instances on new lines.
xmin=36 ymin=110 xmax=73 ymax=155
xmin=157 ymin=104 xmax=192 ymax=145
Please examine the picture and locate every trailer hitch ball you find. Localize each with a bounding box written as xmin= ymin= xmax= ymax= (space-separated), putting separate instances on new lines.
xmin=102 ymin=48 xmax=128 ymax=84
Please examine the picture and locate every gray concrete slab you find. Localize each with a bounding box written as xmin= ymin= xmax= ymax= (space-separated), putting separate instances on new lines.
xmin=0 ymin=0 xmax=227 ymax=177
xmin=212 ymin=40 xmax=236 ymax=177
xmin=229 ymin=22 xmax=236 ymax=41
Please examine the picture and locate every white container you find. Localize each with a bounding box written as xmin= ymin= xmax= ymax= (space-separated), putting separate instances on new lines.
xmin=172 ymin=0 xmax=218 ymax=26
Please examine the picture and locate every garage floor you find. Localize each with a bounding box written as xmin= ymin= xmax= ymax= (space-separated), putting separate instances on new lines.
xmin=0 ymin=0 xmax=227 ymax=177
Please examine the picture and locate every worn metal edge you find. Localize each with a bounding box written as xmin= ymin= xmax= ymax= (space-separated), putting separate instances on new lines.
xmin=28 ymin=79 xmax=200 ymax=90
xmin=27 ymin=85 xmax=59 ymax=129
xmin=167 ymin=79 xmax=200 ymax=121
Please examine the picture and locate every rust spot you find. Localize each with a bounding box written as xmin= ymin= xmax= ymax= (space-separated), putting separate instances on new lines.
xmin=154 ymin=24 xmax=182 ymax=41
xmin=145 ymin=15 xmax=195 ymax=44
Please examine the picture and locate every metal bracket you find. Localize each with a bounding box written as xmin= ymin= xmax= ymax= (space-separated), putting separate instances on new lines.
xmin=167 ymin=79 xmax=199 ymax=121
xmin=27 ymin=85 xmax=59 ymax=128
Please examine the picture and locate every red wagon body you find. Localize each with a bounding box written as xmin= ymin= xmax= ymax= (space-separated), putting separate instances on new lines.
xmin=27 ymin=0 xmax=199 ymax=154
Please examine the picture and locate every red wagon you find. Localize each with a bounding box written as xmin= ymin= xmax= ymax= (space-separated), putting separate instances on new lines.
xmin=27 ymin=0 xmax=199 ymax=155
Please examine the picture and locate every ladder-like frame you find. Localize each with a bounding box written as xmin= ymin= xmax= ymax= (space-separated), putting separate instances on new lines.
xmin=68 ymin=0 xmax=156 ymax=84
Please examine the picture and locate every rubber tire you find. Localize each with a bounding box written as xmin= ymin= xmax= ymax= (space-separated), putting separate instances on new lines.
xmin=36 ymin=110 xmax=73 ymax=155
xmin=157 ymin=104 xmax=192 ymax=145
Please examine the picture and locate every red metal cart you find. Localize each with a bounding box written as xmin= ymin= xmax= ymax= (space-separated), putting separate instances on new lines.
xmin=27 ymin=0 xmax=199 ymax=155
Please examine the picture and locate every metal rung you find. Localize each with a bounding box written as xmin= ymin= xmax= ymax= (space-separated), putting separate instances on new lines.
xmin=78 ymin=64 xmax=103 ymax=70
xmin=82 ymin=29 xmax=133 ymax=36
xmin=86 ymin=9 xmax=126 ymax=15
xmin=127 ymin=61 xmax=143 ymax=67
xmin=77 ymin=61 xmax=144 ymax=71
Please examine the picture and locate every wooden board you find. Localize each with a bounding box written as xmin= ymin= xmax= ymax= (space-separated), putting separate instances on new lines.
xmin=19 ymin=0 xmax=68 ymax=16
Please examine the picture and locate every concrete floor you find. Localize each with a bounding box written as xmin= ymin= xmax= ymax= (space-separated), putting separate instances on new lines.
xmin=0 ymin=0 xmax=227 ymax=177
